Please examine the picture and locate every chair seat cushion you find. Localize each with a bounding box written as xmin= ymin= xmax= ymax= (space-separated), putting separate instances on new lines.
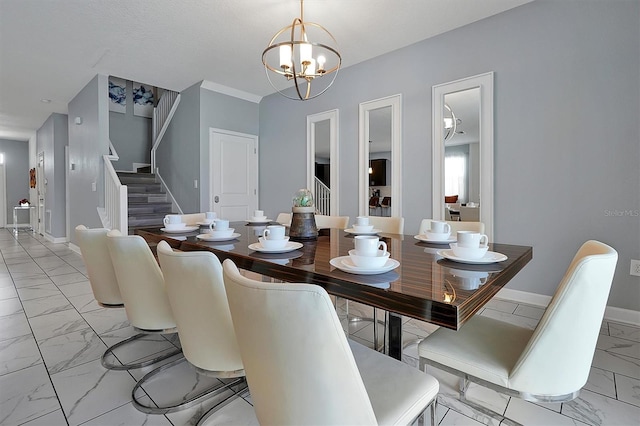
xmin=418 ymin=316 xmax=533 ymax=388
xmin=349 ymin=340 xmax=439 ymax=425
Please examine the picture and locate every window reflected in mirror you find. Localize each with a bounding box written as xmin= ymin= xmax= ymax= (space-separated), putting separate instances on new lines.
xmin=368 ymin=106 xmax=392 ymax=217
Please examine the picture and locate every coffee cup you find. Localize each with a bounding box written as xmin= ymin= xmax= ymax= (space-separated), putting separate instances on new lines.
xmin=348 ymin=249 xmax=390 ymax=269
xmin=356 ymin=216 xmax=369 ymax=226
xmin=205 ymin=211 xmax=217 ymax=223
xmin=456 ymin=231 xmax=488 ymax=248
xmin=253 ymin=210 xmax=265 ymax=220
xmin=164 ymin=214 xmax=181 ymax=226
xmin=209 ymin=219 xmax=230 ymax=232
xmin=449 ymin=242 xmax=488 ymax=260
xmin=354 ymin=235 xmax=387 ymax=257
xmin=429 ymin=220 xmax=451 ymax=235
xmin=262 ymin=225 xmax=286 ymax=240
xmin=259 ymin=236 xmax=289 ymax=250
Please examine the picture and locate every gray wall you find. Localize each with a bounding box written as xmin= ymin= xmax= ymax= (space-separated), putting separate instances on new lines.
xmin=156 ymin=82 xmax=259 ymax=214
xmin=0 ymin=138 xmax=29 ymax=224
xmin=258 ymin=1 xmax=640 ymax=311
xmin=68 ymin=74 xmax=110 ymax=243
xmin=36 ymin=113 xmax=68 ymax=237
xmin=157 ymin=82 xmax=201 ymax=214
xmin=109 ymin=79 xmax=152 ymax=172
xmin=198 ymin=87 xmax=259 ymax=212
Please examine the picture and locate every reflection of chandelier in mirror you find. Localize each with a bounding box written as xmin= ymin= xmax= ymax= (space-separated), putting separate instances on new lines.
xmin=444 ymin=104 xmax=463 ymax=141
xmin=262 ymin=0 xmax=341 ymax=101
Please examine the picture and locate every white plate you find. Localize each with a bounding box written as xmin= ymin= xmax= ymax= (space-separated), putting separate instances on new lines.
xmin=329 ymin=256 xmax=399 ymax=275
xmin=437 ymin=249 xmax=508 ymax=264
xmin=414 ymin=234 xmax=456 ymax=244
xmin=161 ymin=226 xmax=199 ymax=233
xmin=246 ymin=219 xmax=272 ymax=225
xmin=248 ymin=241 xmax=303 ymax=253
xmin=196 ymin=233 xmax=241 ymax=242
xmin=344 ymin=228 xmax=382 ymax=235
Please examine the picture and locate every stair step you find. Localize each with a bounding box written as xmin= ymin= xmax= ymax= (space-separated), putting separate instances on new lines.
xmin=128 ymin=203 xmax=172 ymax=215
xmin=128 ymin=193 xmax=168 ymax=203
xmin=117 ymin=172 xmax=157 ymax=185
xmin=127 ymin=183 xmax=163 ymax=193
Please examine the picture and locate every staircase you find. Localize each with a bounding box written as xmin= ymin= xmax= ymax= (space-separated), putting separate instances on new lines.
xmin=116 ymin=172 xmax=172 ymax=233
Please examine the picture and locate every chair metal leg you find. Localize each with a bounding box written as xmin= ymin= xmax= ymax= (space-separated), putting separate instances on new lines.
xmin=101 ymin=333 xmax=182 ymax=370
xmin=132 ymin=356 xmax=246 ymax=415
xmin=196 ymin=379 xmax=250 ymax=426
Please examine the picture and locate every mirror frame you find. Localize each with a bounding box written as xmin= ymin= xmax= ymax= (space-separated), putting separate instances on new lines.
xmin=432 ymin=72 xmax=494 ymax=239
xmin=307 ymin=109 xmax=339 ymax=215
xmin=358 ymin=94 xmax=402 ymax=217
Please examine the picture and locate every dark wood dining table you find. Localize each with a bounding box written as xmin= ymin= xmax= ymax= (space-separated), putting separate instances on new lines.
xmin=136 ymin=222 xmax=533 ymax=360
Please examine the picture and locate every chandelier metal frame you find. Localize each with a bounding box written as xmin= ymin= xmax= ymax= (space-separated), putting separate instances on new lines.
xmin=262 ymin=0 xmax=341 ymax=101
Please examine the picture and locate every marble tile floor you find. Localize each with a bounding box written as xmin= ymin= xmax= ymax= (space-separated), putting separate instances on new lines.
xmin=0 ymin=229 xmax=639 ymax=425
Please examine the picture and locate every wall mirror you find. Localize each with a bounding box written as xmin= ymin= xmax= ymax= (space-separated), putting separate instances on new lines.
xmin=359 ymin=94 xmax=402 ymax=218
xmin=432 ymin=72 xmax=494 ymax=239
xmin=307 ymin=109 xmax=339 ymax=215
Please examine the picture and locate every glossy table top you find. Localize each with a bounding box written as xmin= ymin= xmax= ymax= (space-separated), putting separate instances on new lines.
xmin=137 ymin=222 xmax=533 ymax=331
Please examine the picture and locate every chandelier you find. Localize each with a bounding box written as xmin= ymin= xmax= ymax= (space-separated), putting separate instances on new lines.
xmin=444 ymin=104 xmax=463 ymax=142
xmin=262 ymin=0 xmax=341 ymax=101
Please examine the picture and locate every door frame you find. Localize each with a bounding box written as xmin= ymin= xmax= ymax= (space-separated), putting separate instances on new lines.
xmin=0 ymin=155 xmax=6 ymax=227
xmin=37 ymin=151 xmax=45 ymax=235
xmin=208 ymin=128 xmax=259 ymax=217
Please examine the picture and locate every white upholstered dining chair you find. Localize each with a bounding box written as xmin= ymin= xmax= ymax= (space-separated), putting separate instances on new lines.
xmin=102 ymin=230 xmax=181 ymax=370
xmin=276 ymin=212 xmax=292 ymax=226
xmin=75 ymin=225 xmax=123 ymax=307
xmin=314 ymin=214 xmax=349 ymax=229
xmin=419 ymin=219 xmax=485 ymax=235
xmin=418 ymin=240 xmax=618 ymax=423
xmin=178 ymin=212 xmax=206 ymax=226
xmin=367 ymin=215 xmax=404 ymax=234
xmin=132 ymin=241 xmax=246 ymax=417
xmin=222 ymin=259 xmax=440 ymax=425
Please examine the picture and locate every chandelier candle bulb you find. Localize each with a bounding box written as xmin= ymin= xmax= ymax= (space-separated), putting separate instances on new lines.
xmin=279 ymin=45 xmax=292 ymax=69
xmin=300 ymin=43 xmax=312 ymax=64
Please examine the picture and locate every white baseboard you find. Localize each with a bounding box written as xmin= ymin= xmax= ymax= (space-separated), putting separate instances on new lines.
xmin=43 ymin=233 xmax=68 ymax=244
xmin=497 ymin=288 xmax=640 ymax=327
xmin=68 ymin=243 xmax=80 ymax=255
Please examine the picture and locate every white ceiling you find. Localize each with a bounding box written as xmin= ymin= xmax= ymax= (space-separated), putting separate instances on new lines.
xmin=0 ymin=0 xmax=532 ymax=141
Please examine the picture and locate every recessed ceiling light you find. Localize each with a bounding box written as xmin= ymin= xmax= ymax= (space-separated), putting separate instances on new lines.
xmin=40 ymin=99 xmax=51 ymax=103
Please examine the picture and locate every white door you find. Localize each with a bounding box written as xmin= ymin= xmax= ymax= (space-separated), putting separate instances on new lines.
xmin=210 ymin=129 xmax=258 ymax=221
xmin=37 ymin=152 xmax=45 ymax=234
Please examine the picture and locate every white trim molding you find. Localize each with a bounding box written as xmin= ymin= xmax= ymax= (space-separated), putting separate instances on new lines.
xmin=497 ymin=287 xmax=640 ymax=327
xmin=200 ymin=80 xmax=262 ymax=103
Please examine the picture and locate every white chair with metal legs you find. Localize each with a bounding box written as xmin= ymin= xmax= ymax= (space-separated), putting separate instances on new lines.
xmin=276 ymin=212 xmax=291 ymax=226
xmin=314 ymin=214 xmax=349 ymax=229
xmin=179 ymin=212 xmax=206 ymax=226
xmin=418 ymin=240 xmax=618 ymax=425
xmin=419 ymin=219 xmax=485 ymax=235
xmin=367 ymin=215 xmax=404 ymax=234
xmin=223 ymin=259 xmax=440 ymax=425
xmin=75 ymin=225 xmax=123 ymax=307
xmin=131 ymin=241 xmax=246 ymax=417
xmin=103 ymin=230 xmax=182 ymax=370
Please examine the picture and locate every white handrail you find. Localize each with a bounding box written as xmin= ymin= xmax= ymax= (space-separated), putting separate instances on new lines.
xmin=151 ymin=90 xmax=180 ymax=173
xmin=103 ymin=155 xmax=128 ymax=234
xmin=314 ymin=177 xmax=331 ymax=215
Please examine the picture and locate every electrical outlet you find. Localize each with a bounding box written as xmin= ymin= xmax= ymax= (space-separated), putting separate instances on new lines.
xmin=631 ymin=259 xmax=640 ymax=277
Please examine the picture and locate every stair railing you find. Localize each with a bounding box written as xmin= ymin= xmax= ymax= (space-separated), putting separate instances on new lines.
xmin=151 ymin=90 xmax=181 ymax=173
xmin=314 ymin=177 xmax=331 ymax=215
xmin=103 ymin=155 xmax=128 ymax=234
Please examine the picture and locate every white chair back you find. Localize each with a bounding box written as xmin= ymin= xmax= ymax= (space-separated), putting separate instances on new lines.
xmin=419 ymin=219 xmax=485 ymax=235
xmin=106 ymin=230 xmax=176 ymax=331
xmin=315 ymin=214 xmax=349 ymax=229
xmin=222 ymin=259 xmax=377 ymax=425
xmin=459 ymin=206 xmax=480 ymax=222
xmin=276 ymin=212 xmax=291 ymax=226
xmin=179 ymin=213 xmax=206 ymax=226
xmin=510 ymin=240 xmax=618 ymax=395
xmin=157 ymin=241 xmax=243 ymax=374
xmin=75 ymin=225 xmax=123 ymax=306
xmin=367 ymin=216 xmax=404 ymax=234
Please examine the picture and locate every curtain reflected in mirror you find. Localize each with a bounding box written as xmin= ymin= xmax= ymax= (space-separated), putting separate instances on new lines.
xmin=432 ymin=73 xmax=493 ymax=239
xmin=444 ymin=88 xmax=480 ymax=222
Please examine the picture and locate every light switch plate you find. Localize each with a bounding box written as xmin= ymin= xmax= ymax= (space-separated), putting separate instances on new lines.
xmin=631 ymin=259 xmax=640 ymax=277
